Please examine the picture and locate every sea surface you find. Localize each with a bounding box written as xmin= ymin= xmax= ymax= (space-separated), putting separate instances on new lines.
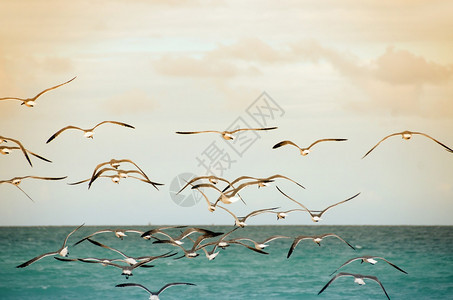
xmin=1 ymin=225 xmax=452 ymax=299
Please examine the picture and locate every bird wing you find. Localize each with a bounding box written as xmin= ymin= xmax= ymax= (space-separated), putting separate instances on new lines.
xmin=88 ymin=167 xmax=118 ymax=188
xmin=26 ymin=176 xmax=67 ymax=181
xmin=32 ymin=76 xmax=76 ymax=100
xmin=62 ymin=223 xmax=84 ymax=248
xmin=175 ymin=130 xmax=221 ymax=135
xmin=363 ymin=275 xmax=391 ymax=300
xmin=216 ymin=205 xmax=240 ymax=223
xmin=329 ymin=257 xmax=363 ymax=276
xmin=178 ymin=176 xmax=230 ymax=194
xmin=46 ymin=126 xmax=85 ymax=143
xmin=157 ymin=283 xmax=196 ymax=296
xmin=16 ymin=251 xmax=59 ymax=268
xmin=307 ymin=138 xmax=348 ymax=149
xmin=0 ymin=97 xmax=26 ymax=101
xmin=86 ymin=238 xmax=128 ymax=258
xmin=261 ymin=235 xmax=290 ymax=244
xmin=127 ymin=175 xmax=164 ymax=190
xmin=318 ymin=272 xmax=355 ymax=295
xmin=116 ymin=283 xmax=152 ymax=294
xmin=243 ymin=207 xmax=279 ymax=221
xmin=92 ymin=121 xmax=135 ymax=130
xmin=72 ymin=229 xmax=114 ymax=246
xmin=412 ymin=132 xmax=453 ymax=152
xmin=362 ymin=132 xmax=403 ymax=158
xmin=287 ymin=236 xmax=313 ymax=258
xmin=376 ymin=257 xmax=408 ymax=274
xmin=319 ymin=192 xmax=361 ymax=217
xmin=266 ymin=174 xmax=305 ymax=189
xmin=24 ymin=150 xmax=52 ymax=163
xmin=228 ymin=240 xmax=269 ymax=254
xmin=276 ymin=186 xmax=313 ymax=218
xmin=272 ymin=140 xmax=300 ymax=150
xmin=14 ymin=185 xmax=35 ymax=202
xmin=230 ymin=126 xmax=278 ymax=134
xmin=321 ymin=233 xmax=355 ymax=250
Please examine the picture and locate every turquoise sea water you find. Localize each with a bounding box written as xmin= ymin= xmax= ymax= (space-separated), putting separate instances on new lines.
xmin=1 ymin=225 xmax=452 ymax=299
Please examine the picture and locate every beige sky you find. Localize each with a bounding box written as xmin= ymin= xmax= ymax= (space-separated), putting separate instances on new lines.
xmin=0 ymin=1 xmax=452 ymax=225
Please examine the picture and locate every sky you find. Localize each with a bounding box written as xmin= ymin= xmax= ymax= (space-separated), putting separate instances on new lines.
xmin=0 ymin=0 xmax=452 ymax=226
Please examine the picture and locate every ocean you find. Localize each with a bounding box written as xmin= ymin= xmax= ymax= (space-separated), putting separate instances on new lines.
xmin=1 ymin=225 xmax=452 ymax=299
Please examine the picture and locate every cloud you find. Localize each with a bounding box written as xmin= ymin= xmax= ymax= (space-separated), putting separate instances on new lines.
xmin=151 ymin=39 xmax=453 ymax=117
xmin=371 ymin=47 xmax=453 ymax=85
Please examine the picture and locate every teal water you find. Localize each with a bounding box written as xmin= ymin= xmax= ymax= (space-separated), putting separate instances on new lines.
xmin=1 ymin=226 xmax=452 ymax=299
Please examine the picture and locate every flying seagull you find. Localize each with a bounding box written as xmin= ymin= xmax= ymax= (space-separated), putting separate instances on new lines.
xmin=0 ymin=76 xmax=76 ymax=107
xmin=88 ymin=168 xmax=163 ymax=190
xmin=46 ymin=121 xmax=135 ymax=143
xmin=217 ymin=205 xmax=278 ymax=227
xmin=287 ymin=233 xmax=355 ymax=258
xmin=78 ymin=257 xmax=157 ymax=279
xmin=16 ymin=224 xmax=84 ymax=268
xmin=1 ymin=176 xmax=67 ymax=202
xmin=363 ymin=130 xmax=453 ymax=158
xmin=176 ymin=126 xmax=277 ymax=140
xmin=0 ymin=136 xmax=32 ymax=166
xmin=231 ymin=235 xmax=290 ymax=250
xmin=88 ymin=159 xmax=152 ymax=189
xmin=116 ymin=282 xmax=196 ymax=300
xmin=330 ymin=256 xmax=407 ymax=276
xmin=273 ymin=138 xmax=347 ymax=156
xmin=276 ymin=186 xmax=360 ymax=222
xmin=73 ymin=228 xmax=147 ymax=246
xmin=318 ymin=272 xmax=390 ymax=300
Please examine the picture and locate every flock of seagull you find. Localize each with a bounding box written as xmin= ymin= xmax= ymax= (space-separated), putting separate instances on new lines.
xmin=2 ymin=77 xmax=453 ymax=299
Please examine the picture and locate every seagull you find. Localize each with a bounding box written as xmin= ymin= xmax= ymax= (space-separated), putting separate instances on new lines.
xmin=0 ymin=136 xmax=32 ymax=166
xmin=0 ymin=76 xmax=76 ymax=107
xmin=73 ymin=228 xmax=147 ymax=246
xmin=231 ymin=235 xmax=290 ymax=250
xmin=116 ymin=282 xmax=196 ymax=300
xmin=78 ymin=257 xmax=158 ymax=279
xmin=46 ymin=121 xmax=135 ymax=143
xmin=1 ymin=176 xmax=67 ymax=202
xmin=88 ymin=167 xmax=163 ymax=190
xmin=269 ymin=209 xmax=316 ymax=220
xmin=0 ymin=146 xmax=52 ymax=163
xmin=287 ymin=233 xmax=355 ymax=258
xmin=217 ymin=205 xmax=279 ymax=227
xmin=330 ymin=256 xmax=407 ymax=276
xmin=88 ymin=159 xmax=152 ymax=189
xmin=54 ymin=256 xmax=153 ymax=267
xmin=318 ymin=272 xmax=390 ymax=300
xmin=16 ymin=224 xmax=84 ymax=268
xmin=273 ymin=138 xmax=347 ymax=156
xmin=276 ymin=186 xmax=360 ymax=222
xmin=363 ymin=130 xmax=453 ymax=158
xmin=222 ymin=174 xmax=305 ymax=192
xmin=176 ymin=126 xmax=277 ymax=140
